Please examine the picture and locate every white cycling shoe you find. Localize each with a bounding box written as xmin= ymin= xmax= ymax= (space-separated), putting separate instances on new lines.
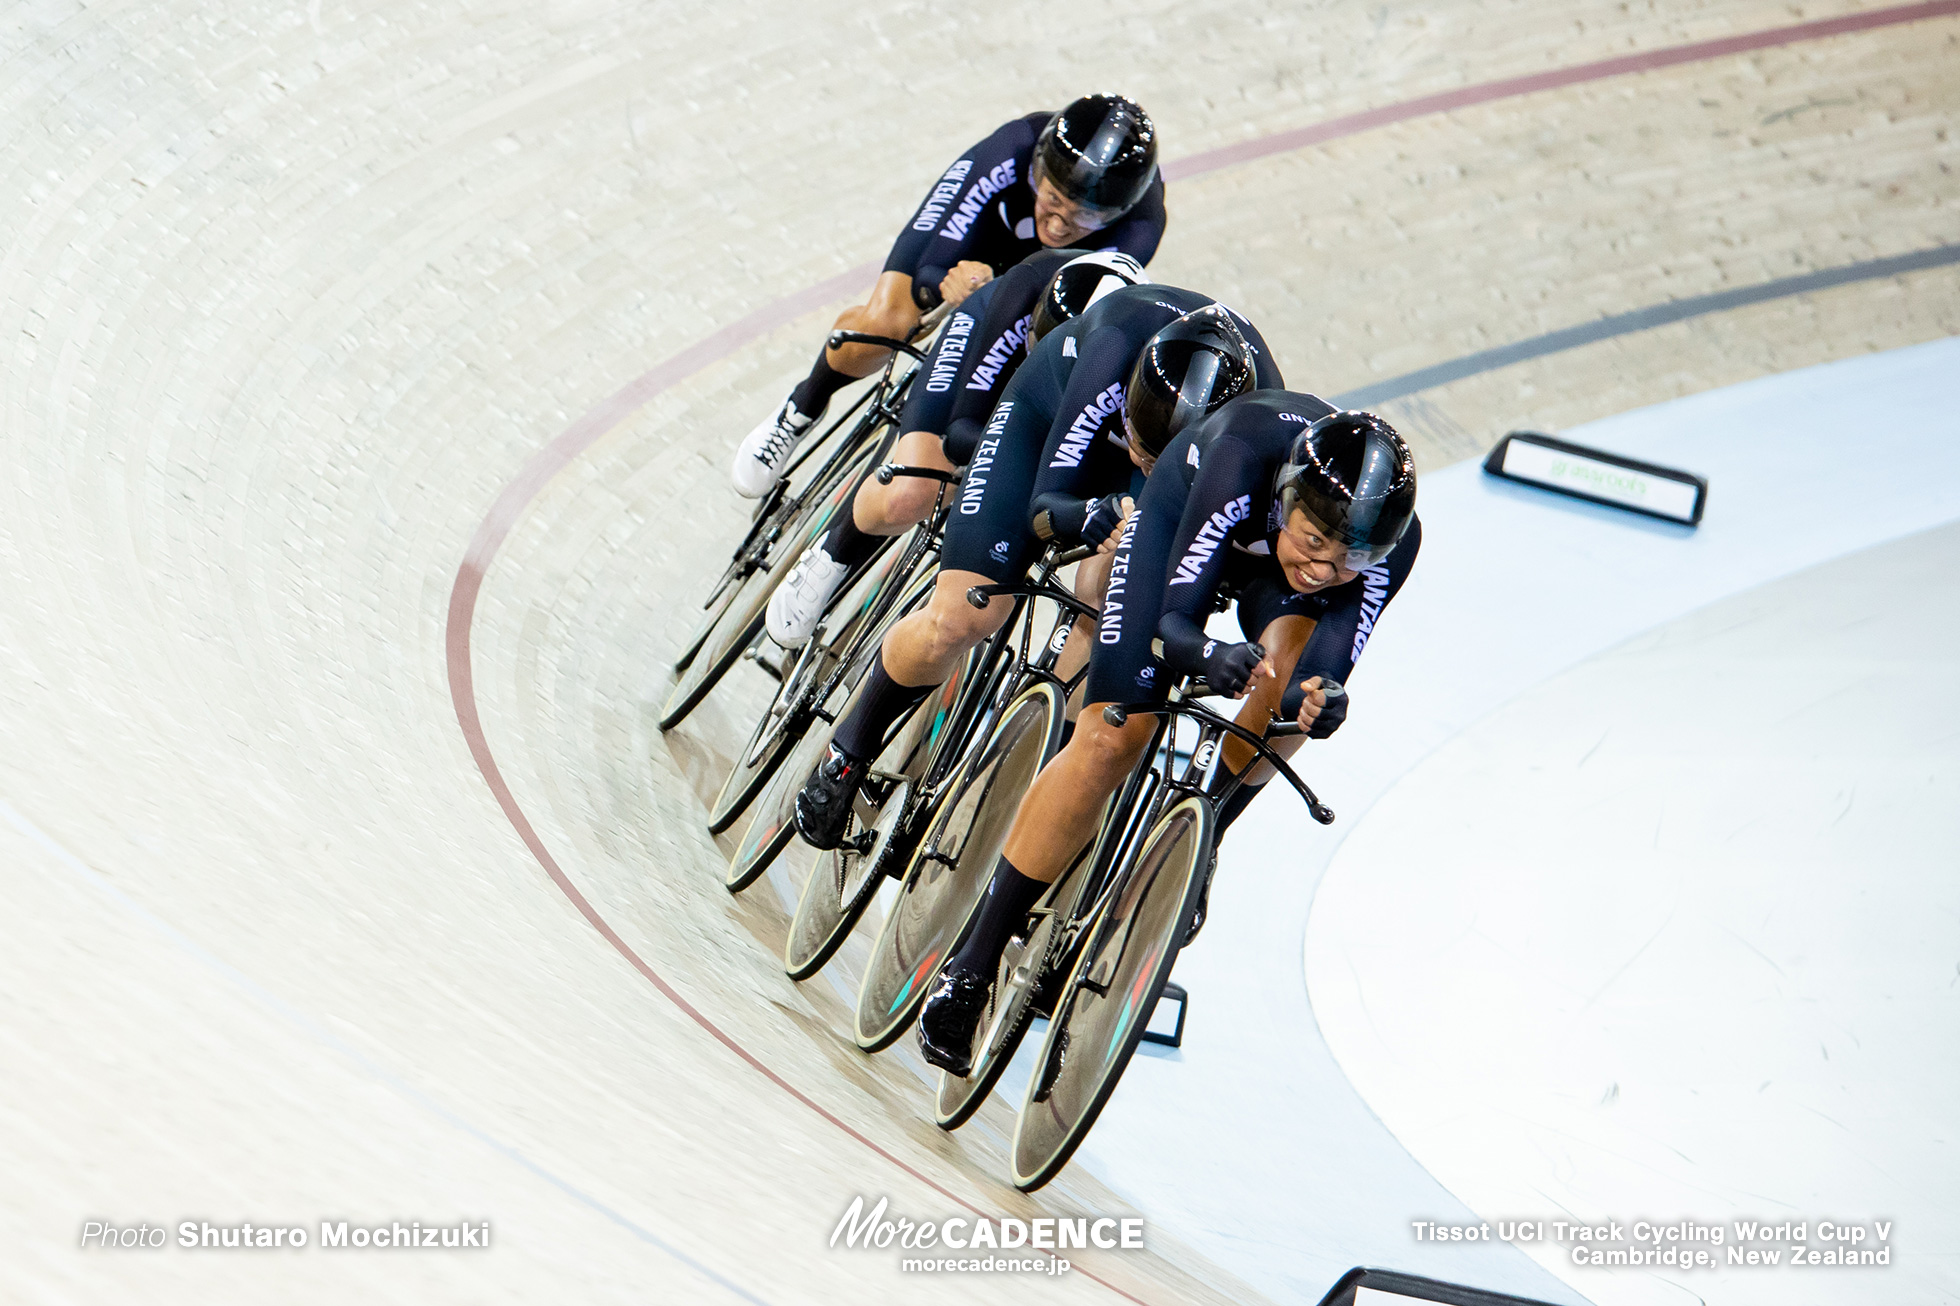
xmin=731 ymin=395 xmax=822 ymax=498
xmin=766 ymin=544 xmax=851 ymax=648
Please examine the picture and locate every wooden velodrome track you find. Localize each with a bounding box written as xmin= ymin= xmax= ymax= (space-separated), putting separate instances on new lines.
xmin=3 ymin=0 xmax=1954 ymax=1301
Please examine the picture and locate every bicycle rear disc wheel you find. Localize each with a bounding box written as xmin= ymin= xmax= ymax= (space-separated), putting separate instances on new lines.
xmin=1010 ymin=794 xmax=1213 ymax=1191
xmin=852 ymin=680 xmax=1065 ymax=1053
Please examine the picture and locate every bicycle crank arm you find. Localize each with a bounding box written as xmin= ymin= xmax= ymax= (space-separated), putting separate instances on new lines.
xmin=744 ymin=644 xmax=787 ymax=681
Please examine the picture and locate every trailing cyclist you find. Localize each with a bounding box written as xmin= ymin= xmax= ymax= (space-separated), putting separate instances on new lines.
xmin=730 ymin=94 xmax=1166 ymax=499
xmin=792 ymin=287 xmax=1283 ymax=853
xmin=917 ymin=398 xmax=1421 ymax=1073
xmin=764 ymin=248 xmax=1148 ymax=648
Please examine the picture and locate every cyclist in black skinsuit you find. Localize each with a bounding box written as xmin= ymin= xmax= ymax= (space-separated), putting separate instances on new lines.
xmin=765 ymin=248 xmax=1147 ymax=647
xmin=917 ymin=397 xmax=1422 ymax=1073
xmin=730 ymin=95 xmax=1167 ymax=499
xmin=792 ymin=287 xmax=1283 ymax=852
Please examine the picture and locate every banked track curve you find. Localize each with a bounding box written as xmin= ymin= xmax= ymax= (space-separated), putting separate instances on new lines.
xmin=443 ymin=2 xmax=1960 ymax=1297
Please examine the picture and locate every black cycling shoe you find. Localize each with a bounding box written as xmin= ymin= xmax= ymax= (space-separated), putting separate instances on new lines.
xmin=917 ymin=969 xmax=990 ymax=1077
xmin=793 ymin=742 xmax=868 ymax=850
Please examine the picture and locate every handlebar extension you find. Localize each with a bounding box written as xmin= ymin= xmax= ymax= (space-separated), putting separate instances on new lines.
xmin=1098 ymin=692 xmax=1338 ymax=824
xmin=828 ymin=329 xmax=926 ymax=360
xmin=875 ymin=463 xmax=959 ymax=486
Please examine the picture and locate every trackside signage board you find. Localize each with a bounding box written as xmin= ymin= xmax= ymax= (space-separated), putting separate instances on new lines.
xmin=1483 ymin=430 xmax=1707 ymax=525
xmin=1315 ymin=1266 xmax=1563 ymax=1306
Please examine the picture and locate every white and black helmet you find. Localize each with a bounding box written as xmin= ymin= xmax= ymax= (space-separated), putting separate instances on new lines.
xmin=1030 ymin=252 xmax=1149 ymax=344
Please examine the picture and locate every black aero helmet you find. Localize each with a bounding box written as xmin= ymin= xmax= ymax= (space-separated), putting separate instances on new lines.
xmin=1030 ymin=252 xmax=1149 ymax=343
xmin=1122 ymin=304 xmax=1257 ymax=459
xmin=1033 ymin=94 xmax=1158 ymax=227
xmin=1276 ymin=410 xmax=1417 ymax=570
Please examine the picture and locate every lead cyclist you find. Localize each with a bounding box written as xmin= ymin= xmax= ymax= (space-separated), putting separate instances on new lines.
xmin=729 ymin=94 xmax=1167 ymax=499
xmin=917 ymin=399 xmax=1423 ymax=1073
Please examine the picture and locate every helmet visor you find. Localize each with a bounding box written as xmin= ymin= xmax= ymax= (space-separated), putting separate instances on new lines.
xmin=1032 ymin=154 xmax=1132 ymax=231
xmin=1281 ymin=492 xmax=1404 ymax=572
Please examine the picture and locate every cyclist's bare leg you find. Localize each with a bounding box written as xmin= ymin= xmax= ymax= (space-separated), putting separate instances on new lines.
xmin=1224 ymin=615 xmax=1312 ymax=777
xmin=1002 ymin=607 xmax=1311 ymax=881
xmin=879 ymin=568 xmax=1014 ymax=688
xmin=996 ymin=706 xmax=1156 ymax=885
xmin=851 ymin=428 xmax=957 ymax=535
xmin=826 ymin=272 xmax=923 ymax=377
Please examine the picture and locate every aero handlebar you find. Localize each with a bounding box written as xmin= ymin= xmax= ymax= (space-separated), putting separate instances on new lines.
xmin=828 ymin=329 xmax=927 ymax=361
xmin=1100 ymin=685 xmax=1342 ymax=824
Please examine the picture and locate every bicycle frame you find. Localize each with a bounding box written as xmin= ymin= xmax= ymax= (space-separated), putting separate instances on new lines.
xmin=907 ymin=544 xmax=1098 ymax=830
xmin=1031 ymin=680 xmax=1338 ymax=1010
xmin=701 ymin=318 xmax=939 ymax=610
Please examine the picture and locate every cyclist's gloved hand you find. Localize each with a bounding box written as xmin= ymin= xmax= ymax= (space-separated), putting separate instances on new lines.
xmin=1201 ymin=639 xmax=1267 ymax=698
xmin=1080 ymin=495 xmax=1127 ymax=549
xmin=1294 ymin=675 xmax=1349 ymax=738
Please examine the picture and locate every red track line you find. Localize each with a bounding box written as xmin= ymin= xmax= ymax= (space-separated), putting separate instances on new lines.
xmin=443 ymin=2 xmax=1957 ymax=1297
xmin=1163 ymin=1 xmax=1960 ymax=181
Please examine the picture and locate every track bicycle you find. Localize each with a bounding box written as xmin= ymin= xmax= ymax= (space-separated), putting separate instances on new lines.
xmin=843 ymin=545 xmax=1098 ymax=1046
xmin=718 ymin=462 xmax=960 ymax=880
xmin=927 ymin=674 xmax=1339 ymax=1191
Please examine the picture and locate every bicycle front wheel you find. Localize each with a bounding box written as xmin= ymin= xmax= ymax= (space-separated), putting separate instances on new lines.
xmin=783 ymin=651 xmax=971 ymax=979
xmin=852 ymin=679 xmax=1066 ymax=1052
xmin=657 ymin=437 xmax=877 ymax=732
xmin=1010 ymin=794 xmax=1213 ymax=1191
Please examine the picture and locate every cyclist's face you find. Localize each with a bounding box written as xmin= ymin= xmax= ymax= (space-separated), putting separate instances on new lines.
xmin=1033 ymin=178 xmax=1102 ymax=246
xmin=1276 ymin=508 xmax=1357 ymax=593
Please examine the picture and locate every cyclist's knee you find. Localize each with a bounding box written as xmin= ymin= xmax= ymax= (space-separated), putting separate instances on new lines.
xmin=1069 ymin=711 xmax=1152 ymax=775
xmin=883 ymin=474 xmax=938 ymax=525
xmin=859 ymin=278 xmax=920 ymax=336
xmin=917 ymin=585 xmax=1002 ymax=661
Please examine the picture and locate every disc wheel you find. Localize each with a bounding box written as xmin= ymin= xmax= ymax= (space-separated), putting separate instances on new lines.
xmin=1009 ymin=794 xmax=1213 ymax=1192
xmin=851 ymin=680 xmax=1065 ymax=1053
